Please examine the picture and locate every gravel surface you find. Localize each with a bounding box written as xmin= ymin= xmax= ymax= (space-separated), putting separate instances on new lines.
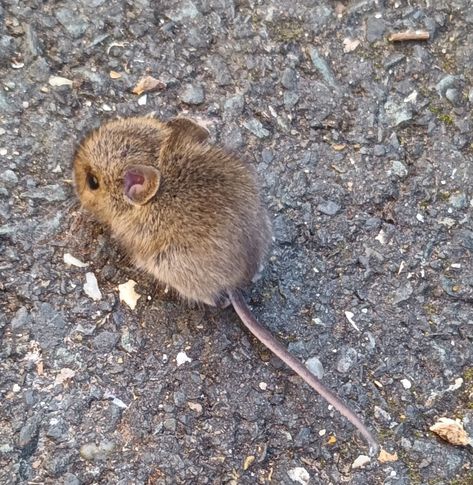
xmin=1 ymin=1 xmax=473 ymax=484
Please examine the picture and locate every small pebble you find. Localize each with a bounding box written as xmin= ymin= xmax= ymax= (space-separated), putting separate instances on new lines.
xmin=163 ymin=418 xmax=176 ymax=432
xmin=180 ymin=84 xmax=205 ymax=105
xmin=392 ymin=282 xmax=413 ymax=304
xmin=445 ymin=88 xmax=460 ymax=105
xmin=317 ymin=200 xmax=341 ymax=216
xmin=63 ymin=253 xmax=88 ymax=268
xmin=449 ymin=192 xmax=467 ymax=209
xmin=93 ymin=331 xmax=119 ymax=352
xmin=336 ymin=347 xmax=358 ymax=373
xmin=281 ymin=67 xmax=297 ymax=90
xmin=223 ymin=94 xmax=244 ymax=116
xmin=83 ymin=272 xmax=102 ymax=301
xmin=288 ymin=467 xmax=310 ymax=485
xmin=366 ymin=16 xmax=386 ymax=42
xmin=242 ymin=118 xmax=270 ymax=138
xmin=11 ymin=306 xmax=31 ymax=331
xmin=188 ymin=402 xmax=203 ymax=413
xmin=305 ymin=356 xmax=324 ymax=379
xmin=137 ymin=94 xmax=147 ymax=106
xmin=352 ymin=455 xmax=371 ymax=469
xmin=309 ymin=47 xmax=338 ymax=88
xmin=401 ymin=378 xmax=412 ymax=389
xmin=176 ymin=351 xmax=192 ymax=366
xmin=391 ymin=160 xmax=408 ymax=178
xmin=80 ymin=441 xmax=115 ymax=461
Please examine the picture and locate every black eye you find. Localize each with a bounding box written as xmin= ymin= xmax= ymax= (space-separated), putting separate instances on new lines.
xmin=87 ymin=173 xmax=100 ymax=190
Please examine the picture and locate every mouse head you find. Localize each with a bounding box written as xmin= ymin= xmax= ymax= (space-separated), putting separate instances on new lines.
xmin=73 ymin=117 xmax=167 ymax=223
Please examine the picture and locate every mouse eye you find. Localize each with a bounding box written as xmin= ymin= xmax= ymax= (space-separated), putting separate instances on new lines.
xmin=86 ymin=173 xmax=100 ymax=190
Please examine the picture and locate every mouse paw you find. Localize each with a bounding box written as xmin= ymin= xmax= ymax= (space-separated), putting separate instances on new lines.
xmin=251 ymin=263 xmax=265 ymax=283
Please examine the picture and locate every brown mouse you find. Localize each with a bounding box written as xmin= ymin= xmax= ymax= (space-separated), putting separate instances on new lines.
xmin=73 ymin=115 xmax=379 ymax=455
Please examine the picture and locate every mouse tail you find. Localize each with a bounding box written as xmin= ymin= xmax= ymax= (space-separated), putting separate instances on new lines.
xmin=228 ymin=289 xmax=379 ymax=456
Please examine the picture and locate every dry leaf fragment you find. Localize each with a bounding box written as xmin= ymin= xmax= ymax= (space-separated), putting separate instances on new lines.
xmin=332 ymin=144 xmax=346 ymax=151
xmin=327 ymin=435 xmax=337 ymax=445
xmin=109 ymin=70 xmax=122 ymax=79
xmin=378 ymin=448 xmax=398 ymax=463
xmin=106 ymin=41 xmax=128 ymax=55
xmin=118 ymin=279 xmax=141 ymax=309
xmin=430 ymin=417 xmax=472 ymax=446
xmin=243 ymin=455 xmax=255 ymax=470
xmin=48 ymin=75 xmax=73 ymax=87
xmin=132 ymin=75 xmax=165 ymax=95
xmin=388 ymin=30 xmax=430 ymax=42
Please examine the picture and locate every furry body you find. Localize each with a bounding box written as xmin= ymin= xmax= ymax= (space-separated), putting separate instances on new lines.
xmin=73 ymin=117 xmax=271 ymax=305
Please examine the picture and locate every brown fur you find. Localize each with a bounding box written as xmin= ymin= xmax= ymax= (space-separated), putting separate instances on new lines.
xmin=73 ymin=116 xmax=272 ymax=305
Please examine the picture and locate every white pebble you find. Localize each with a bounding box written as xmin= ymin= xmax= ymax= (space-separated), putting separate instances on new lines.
xmin=401 ymin=378 xmax=412 ymax=389
xmin=375 ymin=229 xmax=386 ymax=244
xmin=83 ymin=272 xmax=102 ymax=301
xmin=259 ymin=382 xmax=267 ymax=390
xmin=305 ymin=356 xmax=324 ymax=379
xmin=137 ymin=94 xmax=147 ymax=105
xmin=64 ymin=252 xmax=88 ymax=268
xmin=288 ymin=467 xmax=310 ymax=485
xmin=352 ymin=454 xmax=371 ymax=469
xmin=176 ymin=351 xmax=192 ymax=367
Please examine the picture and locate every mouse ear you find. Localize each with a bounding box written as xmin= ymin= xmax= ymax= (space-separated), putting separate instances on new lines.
xmin=166 ymin=117 xmax=210 ymax=144
xmin=123 ymin=165 xmax=161 ymax=206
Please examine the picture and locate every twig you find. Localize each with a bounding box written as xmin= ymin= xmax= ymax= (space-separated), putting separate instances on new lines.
xmin=388 ymin=30 xmax=430 ymax=42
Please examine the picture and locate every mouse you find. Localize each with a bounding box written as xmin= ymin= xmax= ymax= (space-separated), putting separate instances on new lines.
xmin=72 ymin=115 xmax=379 ymax=455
